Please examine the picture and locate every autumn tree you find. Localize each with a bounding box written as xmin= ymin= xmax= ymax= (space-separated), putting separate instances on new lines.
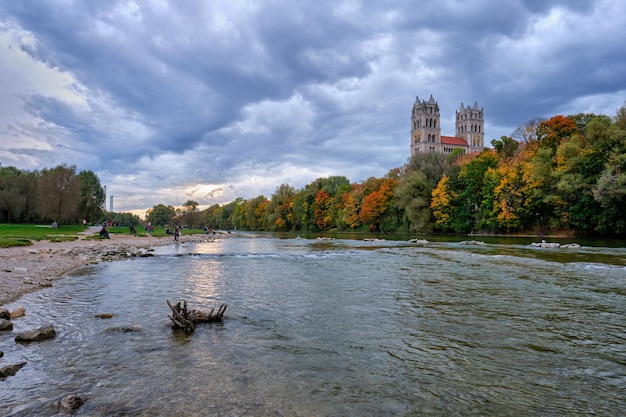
xmin=267 ymin=184 xmax=296 ymax=230
xmin=340 ymin=184 xmax=363 ymax=229
xmin=537 ymin=115 xmax=580 ymax=152
xmin=358 ymin=176 xmax=399 ymax=232
xmin=430 ymin=175 xmax=456 ymax=231
xmin=313 ymin=190 xmax=332 ymax=230
xmin=242 ymin=195 xmax=269 ymax=230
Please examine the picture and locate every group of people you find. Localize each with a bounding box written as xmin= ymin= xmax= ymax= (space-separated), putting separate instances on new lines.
xmin=96 ymin=222 xmax=194 ymax=241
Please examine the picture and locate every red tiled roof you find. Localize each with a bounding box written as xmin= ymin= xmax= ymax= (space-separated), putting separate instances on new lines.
xmin=441 ymin=135 xmax=468 ymax=146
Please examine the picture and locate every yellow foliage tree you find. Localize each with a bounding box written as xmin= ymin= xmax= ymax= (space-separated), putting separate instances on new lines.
xmin=430 ymin=175 xmax=456 ymax=230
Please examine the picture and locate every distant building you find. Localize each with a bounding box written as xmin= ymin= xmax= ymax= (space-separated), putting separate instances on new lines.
xmin=411 ymin=94 xmax=485 ymax=156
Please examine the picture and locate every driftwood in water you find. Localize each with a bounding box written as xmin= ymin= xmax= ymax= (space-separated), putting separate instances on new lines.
xmin=166 ymin=300 xmax=227 ymax=333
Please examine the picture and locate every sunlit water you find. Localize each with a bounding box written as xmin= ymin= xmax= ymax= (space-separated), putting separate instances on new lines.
xmin=1 ymin=234 xmax=625 ymax=416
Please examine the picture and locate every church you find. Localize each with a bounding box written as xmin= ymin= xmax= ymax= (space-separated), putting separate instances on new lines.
xmin=410 ymin=95 xmax=485 ymax=156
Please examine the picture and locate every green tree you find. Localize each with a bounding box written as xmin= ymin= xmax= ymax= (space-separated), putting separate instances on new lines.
xmin=36 ymin=164 xmax=81 ymax=225
xmin=593 ymin=153 xmax=626 ymax=235
xmin=267 ymin=184 xmax=296 ymax=230
xmin=453 ymin=151 xmax=499 ymax=232
xmin=77 ymin=170 xmax=104 ymax=223
xmin=146 ymin=204 xmax=176 ymax=226
xmin=0 ymin=166 xmax=37 ymax=223
xmin=395 ymin=152 xmax=448 ymax=233
xmin=491 ymin=136 xmax=519 ymax=161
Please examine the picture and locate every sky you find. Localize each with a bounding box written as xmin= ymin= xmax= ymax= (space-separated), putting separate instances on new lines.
xmin=1 ymin=0 xmax=625 ymax=216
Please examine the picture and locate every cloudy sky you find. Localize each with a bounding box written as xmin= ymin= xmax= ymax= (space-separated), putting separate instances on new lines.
xmin=1 ymin=1 xmax=625 ymax=215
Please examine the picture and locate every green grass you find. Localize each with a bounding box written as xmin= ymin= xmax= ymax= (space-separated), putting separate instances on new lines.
xmin=0 ymin=224 xmax=209 ymax=247
xmin=0 ymin=223 xmax=88 ymax=248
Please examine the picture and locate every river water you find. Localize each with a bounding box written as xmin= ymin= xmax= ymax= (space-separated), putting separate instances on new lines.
xmin=1 ymin=234 xmax=625 ymax=416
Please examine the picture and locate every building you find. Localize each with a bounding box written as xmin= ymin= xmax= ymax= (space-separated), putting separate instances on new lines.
xmin=410 ymin=94 xmax=485 ymax=156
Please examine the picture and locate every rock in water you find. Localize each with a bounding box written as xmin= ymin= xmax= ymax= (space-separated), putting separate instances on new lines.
xmin=59 ymin=394 xmax=85 ymax=413
xmin=0 ymin=318 xmax=13 ymax=331
xmin=10 ymin=305 xmax=25 ymax=318
xmin=0 ymin=362 xmax=27 ymax=378
xmin=15 ymin=324 xmax=56 ymax=342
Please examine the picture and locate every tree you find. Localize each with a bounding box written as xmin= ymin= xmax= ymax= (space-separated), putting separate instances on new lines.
xmin=358 ymin=176 xmax=398 ymax=232
xmin=0 ymin=166 xmax=37 ymax=223
xmin=430 ymin=175 xmax=456 ymax=231
xmin=178 ymin=199 xmax=200 ymax=228
xmin=77 ymin=170 xmax=104 ymax=223
xmin=242 ymin=195 xmax=269 ymax=230
xmin=491 ymin=136 xmax=519 ymax=161
xmin=146 ymin=204 xmax=176 ymax=226
xmin=36 ymin=164 xmax=81 ymax=225
xmin=395 ymin=152 xmax=448 ymax=233
xmin=593 ymin=153 xmax=626 ymax=235
xmin=454 ymin=151 xmax=499 ymax=232
xmin=340 ymin=185 xmax=362 ymax=229
xmin=537 ymin=115 xmax=580 ymax=152
xmin=267 ymin=184 xmax=296 ymax=230
xmin=313 ymin=190 xmax=333 ymax=230
xmin=615 ymin=101 xmax=626 ymax=130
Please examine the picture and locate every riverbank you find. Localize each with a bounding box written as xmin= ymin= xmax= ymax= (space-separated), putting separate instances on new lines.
xmin=0 ymin=228 xmax=217 ymax=307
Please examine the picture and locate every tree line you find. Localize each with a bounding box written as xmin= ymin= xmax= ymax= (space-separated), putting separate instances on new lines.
xmin=194 ymin=105 xmax=626 ymax=237
xmin=0 ymin=164 xmax=105 ymax=225
xmin=3 ymin=104 xmax=625 ymax=237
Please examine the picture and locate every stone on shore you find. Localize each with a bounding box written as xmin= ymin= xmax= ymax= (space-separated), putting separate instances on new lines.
xmin=0 ymin=308 xmax=10 ymax=319
xmin=15 ymin=324 xmax=56 ymax=343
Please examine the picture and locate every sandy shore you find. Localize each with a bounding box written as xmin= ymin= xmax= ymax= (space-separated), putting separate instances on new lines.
xmin=0 ymin=227 xmax=212 ymax=307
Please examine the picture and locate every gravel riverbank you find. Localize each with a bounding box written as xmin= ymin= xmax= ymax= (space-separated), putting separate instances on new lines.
xmin=0 ymin=228 xmax=216 ymax=307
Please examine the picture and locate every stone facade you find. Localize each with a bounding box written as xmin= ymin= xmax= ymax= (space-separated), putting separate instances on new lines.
xmin=410 ymin=95 xmax=484 ymax=156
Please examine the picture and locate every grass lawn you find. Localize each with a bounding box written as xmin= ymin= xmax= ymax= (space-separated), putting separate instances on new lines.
xmin=0 ymin=224 xmax=209 ymax=247
xmin=0 ymin=223 xmax=88 ymax=248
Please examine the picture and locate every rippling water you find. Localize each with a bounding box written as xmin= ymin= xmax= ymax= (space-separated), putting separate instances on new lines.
xmin=1 ymin=234 xmax=625 ymax=416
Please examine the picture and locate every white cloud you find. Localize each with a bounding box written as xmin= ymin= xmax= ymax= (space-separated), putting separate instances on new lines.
xmin=1 ymin=0 xmax=625 ymax=215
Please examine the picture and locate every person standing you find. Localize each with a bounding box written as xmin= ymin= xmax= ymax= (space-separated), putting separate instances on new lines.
xmin=174 ymin=227 xmax=180 ymax=241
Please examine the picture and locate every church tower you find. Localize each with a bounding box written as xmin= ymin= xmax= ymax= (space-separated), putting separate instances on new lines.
xmin=455 ymin=101 xmax=484 ymax=153
xmin=411 ymin=95 xmax=441 ymax=156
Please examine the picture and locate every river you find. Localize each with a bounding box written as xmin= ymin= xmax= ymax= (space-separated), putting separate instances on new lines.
xmin=1 ymin=234 xmax=625 ymax=416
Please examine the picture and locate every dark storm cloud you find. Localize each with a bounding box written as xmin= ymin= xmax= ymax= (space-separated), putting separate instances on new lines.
xmin=0 ymin=0 xmax=624 ymax=212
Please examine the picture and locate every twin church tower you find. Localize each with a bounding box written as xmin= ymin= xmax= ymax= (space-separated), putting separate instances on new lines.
xmin=410 ymin=94 xmax=484 ymax=156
